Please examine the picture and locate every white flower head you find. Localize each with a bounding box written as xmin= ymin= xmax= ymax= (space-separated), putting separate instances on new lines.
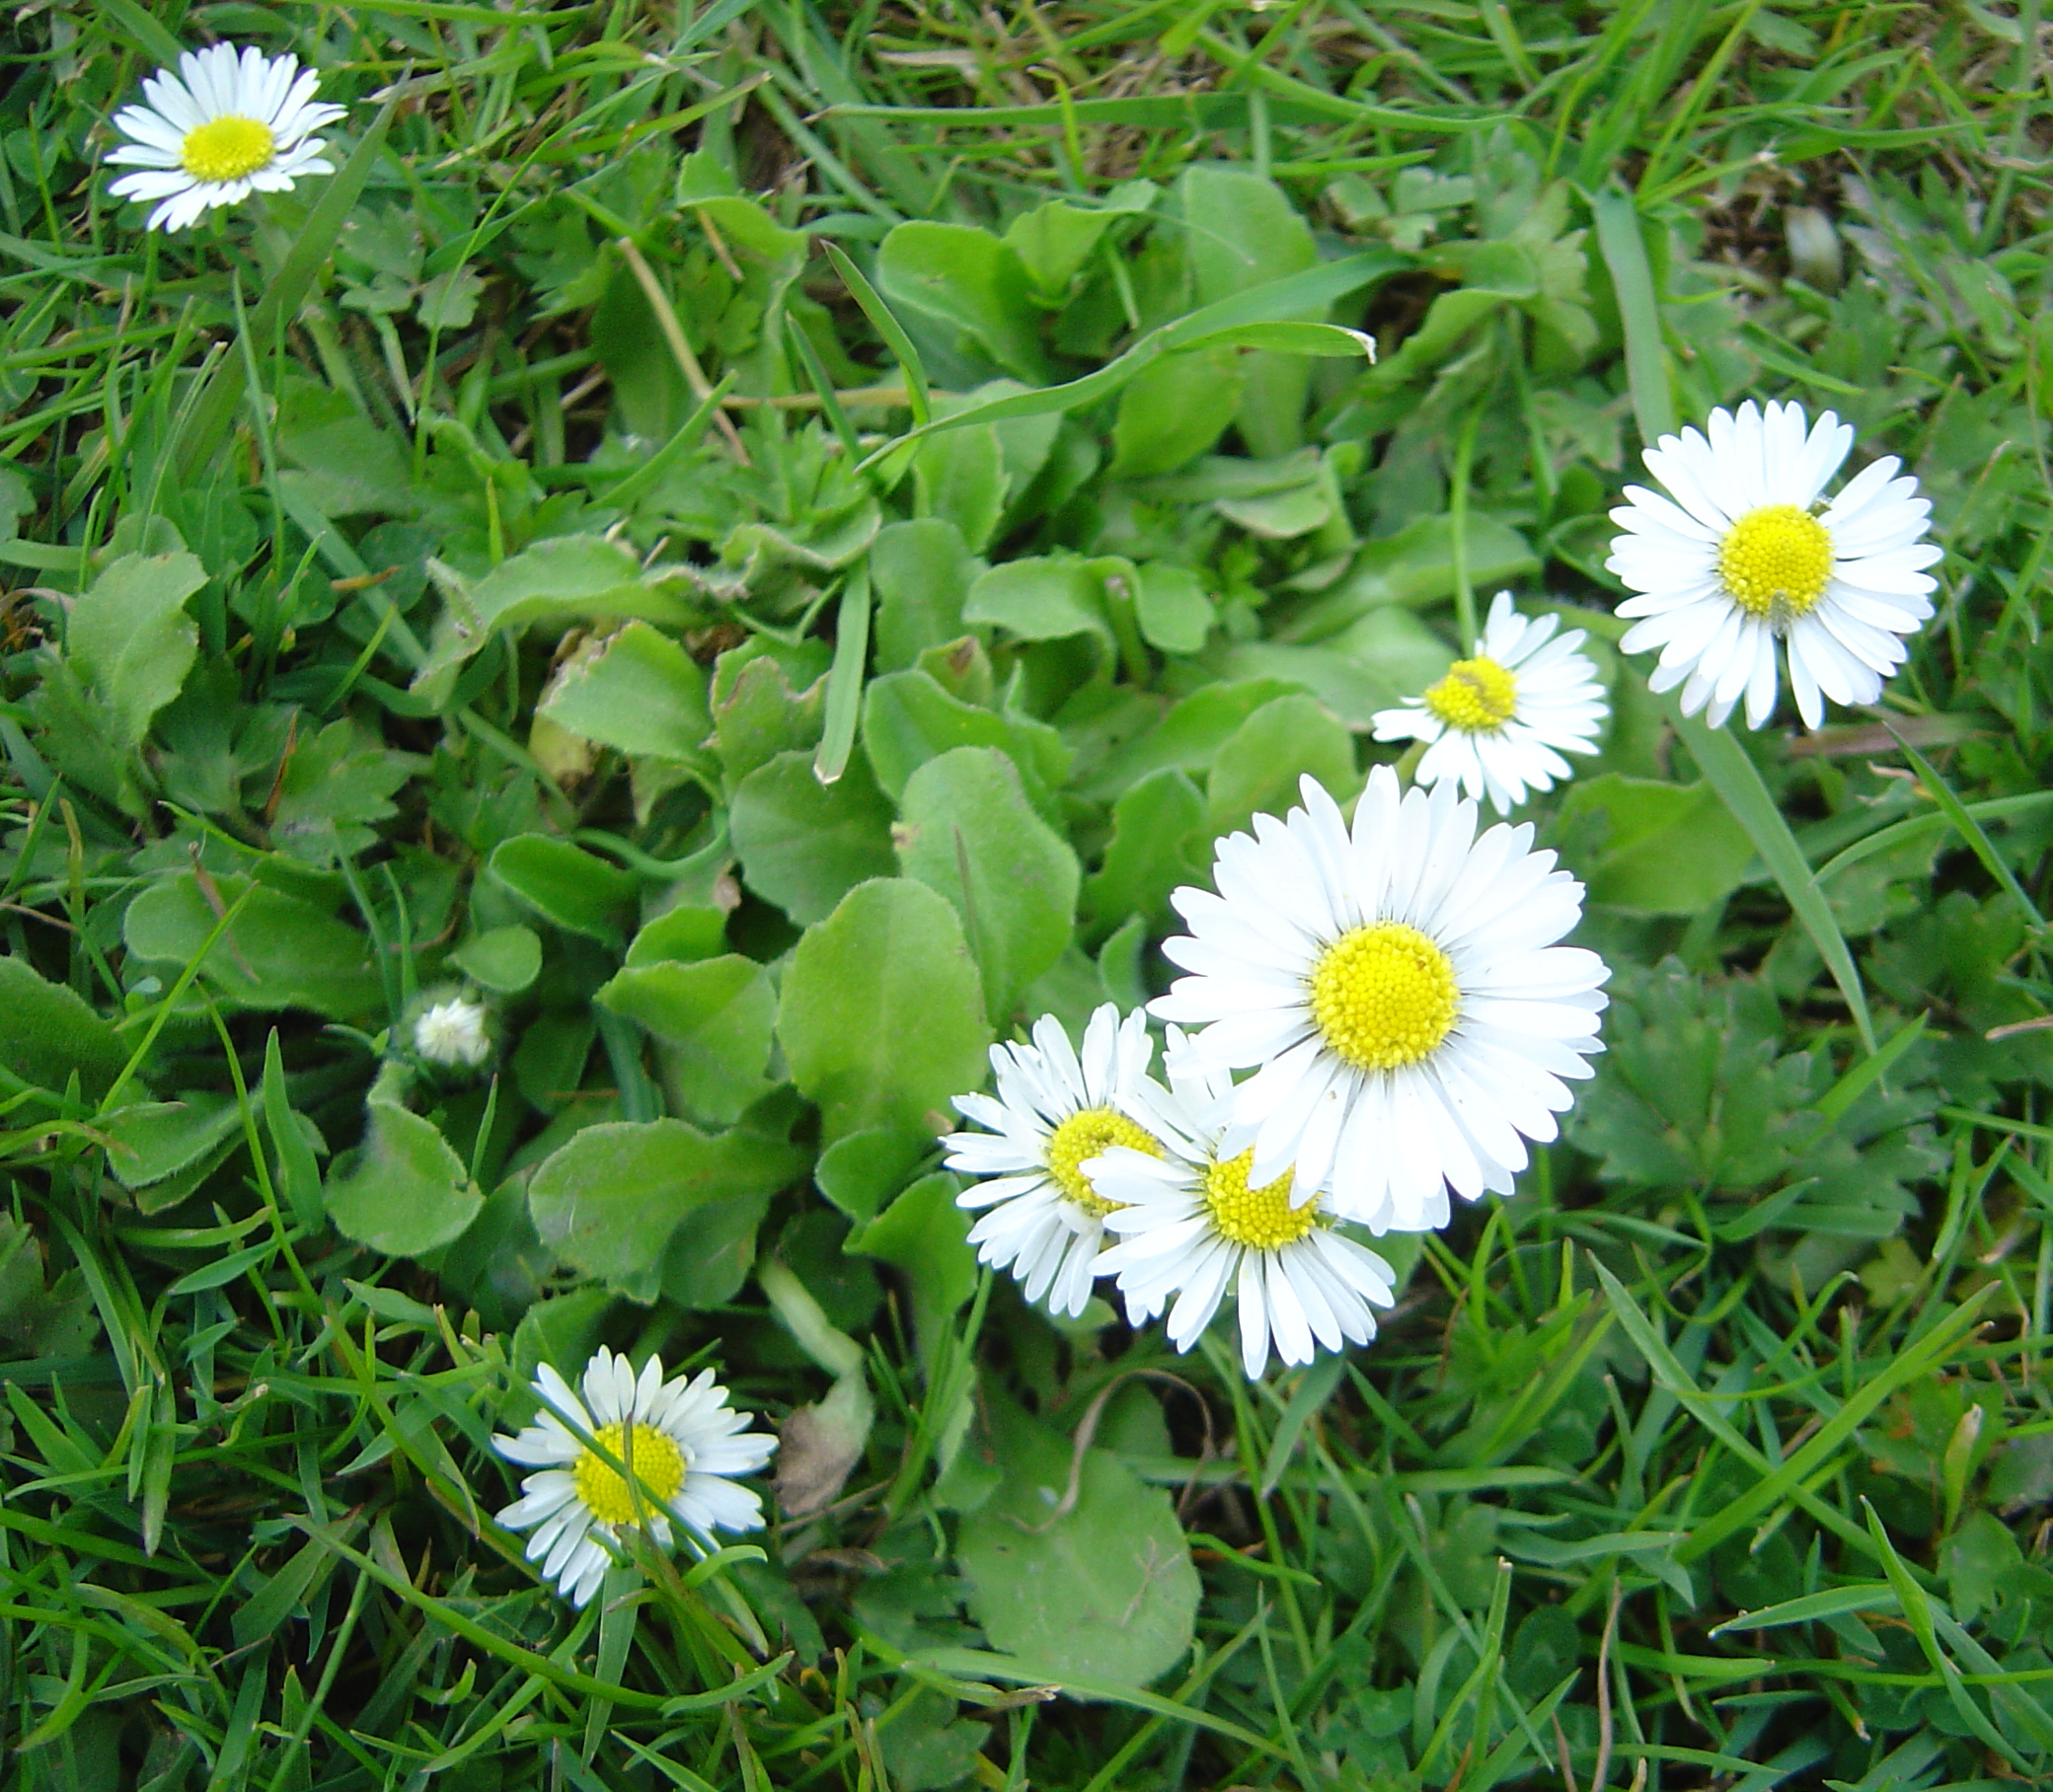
xmin=494 ymin=1347 xmax=775 ymax=1608
xmin=1372 ymin=592 xmax=1609 ymax=813
xmin=1606 ymin=400 xmax=1940 ymax=729
xmin=107 ymin=43 xmax=346 ymax=234
xmin=1090 ymin=1029 xmax=1397 ymax=1379
xmin=1152 ymin=769 xmax=1610 ymax=1233
xmin=415 ymin=997 xmax=492 ymax=1068
xmin=944 ymin=1004 xmax=1162 ymax=1318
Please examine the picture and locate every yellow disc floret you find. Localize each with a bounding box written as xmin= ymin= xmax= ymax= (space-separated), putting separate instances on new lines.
xmin=1309 ymin=922 xmax=1461 ymax=1072
xmin=1716 ymin=504 xmax=1834 ymax=623
xmin=1422 ymin=656 xmax=1518 ymax=733
xmin=573 ymin=1420 xmax=687 ymax=1528
xmin=181 ymin=115 xmax=276 ymax=184
xmin=1202 ymin=1151 xmax=1317 ymax=1249
xmin=1044 ymin=1106 xmax=1159 ymax=1219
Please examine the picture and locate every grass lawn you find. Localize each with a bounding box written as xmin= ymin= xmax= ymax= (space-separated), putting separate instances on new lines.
xmin=1 ymin=1 xmax=2051 ymax=1787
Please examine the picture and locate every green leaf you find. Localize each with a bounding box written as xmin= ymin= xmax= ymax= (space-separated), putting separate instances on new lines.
xmin=896 ymin=747 xmax=1081 ymax=1024
xmin=814 ymin=1126 xmax=933 ymax=1227
xmin=777 ymin=879 xmax=992 ymax=1146
xmin=65 ymin=551 xmax=206 ymax=749
xmin=1132 ymin=563 xmax=1213 ymax=654
xmin=1107 ymin=347 xmax=1243 ymax=479
xmin=527 ymin=1118 xmax=808 ymax=1304
xmin=123 ymin=874 xmax=383 ymax=1019
xmin=876 ymin=222 xmax=1051 ymax=384
xmin=1183 ymin=165 xmax=1319 ymax=305
xmin=1557 ymin=775 xmax=1756 ymax=916
xmin=415 ymin=538 xmax=699 ymax=687
xmin=537 ymin=622 xmax=714 ymax=768
xmin=873 ymin=519 xmax=975 ymax=671
xmin=1082 ymin=768 xmax=1211 ymax=937
xmin=488 ymin=836 xmax=641 ymax=944
xmin=849 ymin=1172 xmax=978 ymax=1360
xmin=962 ymin=556 xmax=1110 ymax=646
xmin=0 ymin=954 xmax=128 ymax=1100
xmin=955 ymin=1389 xmax=1200 ymax=1686
xmin=1676 ymin=712 xmax=1875 ymax=1055
xmin=326 ymin=1099 xmax=482 ymax=1258
xmin=597 ymin=955 xmax=777 ymax=1127
xmin=729 ymin=747 xmax=898 ymax=927
xmin=102 ymin=1092 xmax=244 ymax=1194
xmin=1076 ymin=678 xmax=1300 ymax=800
xmin=1004 ymin=197 xmax=1121 ymax=301
xmin=448 ymin=926 xmax=543 ymax=995
xmin=1205 ymin=692 xmax=1357 ymax=839
xmin=912 ymin=424 xmax=1006 ymax=554
xmin=862 ymin=669 xmax=1068 ymax=809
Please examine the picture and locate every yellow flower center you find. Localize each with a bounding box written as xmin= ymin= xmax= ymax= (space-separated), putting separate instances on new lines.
xmin=1715 ymin=504 xmax=1834 ymax=623
xmin=1422 ymin=656 xmax=1518 ymax=733
xmin=1044 ymin=1106 xmax=1158 ymax=1219
xmin=1202 ymin=1151 xmax=1317 ymax=1249
xmin=573 ymin=1420 xmax=686 ymax=1528
xmin=180 ymin=115 xmax=276 ymax=184
xmin=1309 ymin=922 xmax=1461 ymax=1072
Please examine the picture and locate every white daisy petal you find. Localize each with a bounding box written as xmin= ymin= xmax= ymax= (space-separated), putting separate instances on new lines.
xmin=105 ymin=43 xmax=347 ymax=233
xmin=493 ymin=1347 xmax=774 ymax=1607
xmin=1609 ymin=402 xmax=1938 ymax=728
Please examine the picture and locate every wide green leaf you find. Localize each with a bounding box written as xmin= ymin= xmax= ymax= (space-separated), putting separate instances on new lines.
xmin=729 ymin=748 xmax=897 ymax=927
xmin=896 ymin=746 xmax=1081 ymax=1023
xmin=537 ymin=621 xmax=714 ymax=769
xmin=488 ymin=837 xmax=641 ymax=944
xmin=526 ymin=1117 xmax=808 ymax=1304
xmin=0 ymin=954 xmax=129 ymax=1100
xmin=326 ymin=1100 xmax=482 ymax=1258
xmin=597 ymin=954 xmax=777 ymax=1127
xmin=956 ymin=1389 xmax=1200 ymax=1686
xmin=777 ymin=879 xmax=991 ymax=1145
xmin=64 ymin=551 xmax=206 ymax=749
xmin=123 ymin=874 xmax=383 ymax=1019
xmin=1559 ymin=775 xmax=1756 ymax=916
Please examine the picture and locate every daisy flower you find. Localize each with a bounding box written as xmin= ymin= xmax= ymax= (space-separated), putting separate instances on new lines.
xmin=1152 ymin=768 xmax=1609 ymax=1233
xmin=1089 ymin=1030 xmax=1397 ymax=1379
xmin=1606 ymin=400 xmax=1940 ymax=729
xmin=494 ymin=1347 xmax=775 ymax=1607
xmin=414 ymin=996 xmax=492 ymax=1068
xmin=107 ymin=43 xmax=346 ymax=234
xmin=1371 ymin=591 xmax=1609 ymax=813
xmin=945 ymin=1005 xmax=1163 ymax=1318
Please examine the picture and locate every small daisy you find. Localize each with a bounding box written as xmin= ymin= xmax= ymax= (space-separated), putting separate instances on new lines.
xmin=494 ymin=1347 xmax=775 ymax=1607
xmin=1606 ymin=400 xmax=1940 ymax=729
xmin=1152 ymin=769 xmax=1609 ymax=1233
xmin=107 ymin=43 xmax=346 ymax=234
xmin=1089 ymin=1031 xmax=1397 ymax=1379
xmin=414 ymin=996 xmax=492 ymax=1068
xmin=1371 ymin=591 xmax=1609 ymax=813
xmin=945 ymin=1005 xmax=1163 ymax=1317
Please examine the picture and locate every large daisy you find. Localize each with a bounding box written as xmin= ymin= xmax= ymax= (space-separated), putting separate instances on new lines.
xmin=1152 ymin=769 xmax=1609 ymax=1233
xmin=107 ymin=44 xmax=346 ymax=234
xmin=1606 ymin=401 xmax=1939 ymax=729
xmin=1371 ymin=591 xmax=1608 ymax=813
xmin=1089 ymin=1030 xmax=1397 ymax=1378
xmin=494 ymin=1348 xmax=775 ymax=1607
xmin=945 ymin=1005 xmax=1162 ymax=1318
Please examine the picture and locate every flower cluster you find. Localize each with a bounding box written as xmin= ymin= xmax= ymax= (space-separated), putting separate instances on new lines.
xmin=949 ymin=409 xmax=1940 ymax=1378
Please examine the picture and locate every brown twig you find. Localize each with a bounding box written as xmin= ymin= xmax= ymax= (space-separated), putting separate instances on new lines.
xmin=613 ymin=236 xmax=750 ymax=464
xmin=1593 ymin=1579 xmax=1622 ymax=1792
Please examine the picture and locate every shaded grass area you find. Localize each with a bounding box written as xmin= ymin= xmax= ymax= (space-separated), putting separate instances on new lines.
xmin=0 ymin=2 xmax=2050 ymax=1788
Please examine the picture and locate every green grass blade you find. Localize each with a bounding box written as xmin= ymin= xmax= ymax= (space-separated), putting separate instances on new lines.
xmin=1676 ymin=710 xmax=1877 ymax=1055
xmin=1590 ymin=187 xmax=1674 ymax=445
xmin=98 ymin=0 xmax=188 ymax=67
xmin=822 ymin=242 xmax=931 ymax=427
xmin=1887 ymin=726 xmax=2046 ymax=930
xmin=814 ymin=566 xmax=870 ymax=786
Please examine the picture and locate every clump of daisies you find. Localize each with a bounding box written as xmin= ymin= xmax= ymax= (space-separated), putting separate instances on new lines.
xmin=945 ymin=1005 xmax=1162 ymax=1318
xmin=942 ymin=771 xmax=1611 ymax=1375
xmin=108 ymin=43 xmax=345 ymax=233
xmin=494 ymin=1347 xmax=775 ymax=1607
xmin=1606 ymin=400 xmax=1939 ymax=729
xmin=1372 ymin=591 xmax=1608 ymax=813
